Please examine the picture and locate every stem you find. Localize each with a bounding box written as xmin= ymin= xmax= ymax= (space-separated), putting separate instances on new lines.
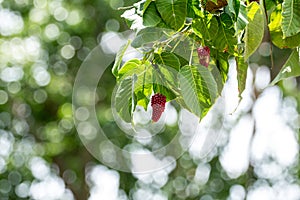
xmin=262 ymin=0 xmax=275 ymax=71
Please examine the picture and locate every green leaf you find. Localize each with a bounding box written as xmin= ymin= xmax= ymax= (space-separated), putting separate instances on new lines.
xmin=187 ymin=0 xmax=199 ymax=17
xmin=131 ymin=27 xmax=169 ymax=48
xmin=210 ymin=48 xmax=230 ymax=84
xmin=143 ymin=2 xmax=162 ymax=27
xmin=174 ymin=53 xmax=189 ymax=66
xmin=271 ymin=30 xmax=300 ymax=49
xmin=178 ymin=65 xmax=218 ymax=118
xmin=244 ymin=2 xmax=264 ymax=60
xmin=118 ymin=59 xmax=142 ymax=80
xmin=116 ymin=60 xmax=153 ymax=115
xmin=228 ymin=0 xmax=240 ymax=18
xmin=115 ymin=76 xmax=136 ymax=123
xmin=112 ymin=40 xmax=131 ymax=77
xmin=213 ymin=13 xmax=237 ymax=54
xmin=152 ymin=64 xmax=178 ymax=101
xmin=153 ymin=52 xmax=181 ymax=70
xmin=192 ymin=15 xmax=219 ymax=41
xmin=142 ymin=0 xmax=152 ymax=12
xmin=135 ymin=89 xmax=151 ymax=110
xmin=269 ymin=7 xmax=300 ymax=48
xmin=281 ymin=0 xmax=300 ymax=38
xmin=237 ymin=4 xmax=248 ymax=32
xmin=156 ymin=0 xmax=187 ymax=31
xmin=271 ymin=49 xmax=300 ymax=84
xmin=235 ymin=56 xmax=248 ymax=97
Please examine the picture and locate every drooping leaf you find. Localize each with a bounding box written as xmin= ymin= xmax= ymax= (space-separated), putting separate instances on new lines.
xmin=281 ymin=0 xmax=300 ymax=38
xmin=269 ymin=7 xmax=300 ymax=48
xmin=210 ymin=48 xmax=230 ymax=84
xmin=153 ymin=52 xmax=181 ymax=71
xmin=115 ymin=76 xmax=136 ymax=123
xmin=112 ymin=40 xmax=131 ymax=77
xmin=244 ymin=2 xmax=264 ymax=60
xmin=271 ymin=49 xmax=300 ymax=84
xmin=143 ymin=2 xmax=162 ymax=27
xmin=213 ymin=13 xmax=237 ymax=54
xmin=116 ymin=59 xmax=152 ymax=115
xmin=235 ymin=56 xmax=248 ymax=97
xmin=192 ymin=15 xmax=219 ymax=41
xmin=156 ymin=0 xmax=187 ymax=31
xmin=178 ymin=65 xmax=218 ymax=118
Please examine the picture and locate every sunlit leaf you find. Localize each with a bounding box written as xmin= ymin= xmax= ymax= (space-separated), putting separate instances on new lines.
xmin=244 ymin=2 xmax=264 ymax=60
xmin=115 ymin=76 xmax=136 ymax=123
xmin=118 ymin=59 xmax=142 ymax=80
xmin=178 ymin=65 xmax=218 ymax=118
xmin=269 ymin=7 xmax=300 ymax=48
xmin=235 ymin=56 xmax=248 ymax=97
xmin=192 ymin=15 xmax=218 ymax=41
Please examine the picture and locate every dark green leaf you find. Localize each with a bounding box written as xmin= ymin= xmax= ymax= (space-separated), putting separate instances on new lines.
xmin=143 ymin=2 xmax=162 ymax=27
xmin=237 ymin=4 xmax=247 ymax=32
xmin=210 ymin=48 xmax=230 ymax=84
xmin=228 ymin=0 xmax=240 ymax=18
xmin=153 ymin=52 xmax=181 ymax=71
xmin=281 ymin=0 xmax=300 ymax=38
xmin=156 ymin=0 xmax=187 ymax=30
xmin=214 ymin=13 xmax=237 ymax=54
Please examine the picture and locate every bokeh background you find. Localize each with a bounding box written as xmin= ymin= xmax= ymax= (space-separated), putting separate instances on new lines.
xmin=0 ymin=0 xmax=300 ymax=199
